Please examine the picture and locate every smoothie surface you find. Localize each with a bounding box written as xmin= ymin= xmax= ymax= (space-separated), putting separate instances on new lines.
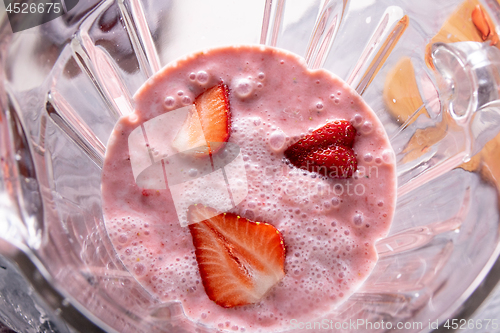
xmin=101 ymin=45 xmax=397 ymax=332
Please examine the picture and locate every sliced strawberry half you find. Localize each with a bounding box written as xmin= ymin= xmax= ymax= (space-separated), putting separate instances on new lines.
xmin=172 ymin=84 xmax=230 ymax=156
xmin=188 ymin=205 xmax=286 ymax=308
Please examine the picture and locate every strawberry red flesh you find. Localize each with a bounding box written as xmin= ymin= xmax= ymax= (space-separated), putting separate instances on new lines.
xmin=188 ymin=205 xmax=286 ymax=308
xmin=303 ymin=146 xmax=357 ymax=179
xmin=311 ymin=120 xmax=356 ymax=147
xmin=284 ymin=120 xmax=357 ymax=179
xmin=172 ymin=84 xmax=230 ymax=156
xmin=196 ymin=84 xmax=231 ymax=153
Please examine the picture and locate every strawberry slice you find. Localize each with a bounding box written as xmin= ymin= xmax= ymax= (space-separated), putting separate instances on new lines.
xmin=172 ymin=84 xmax=230 ymax=156
xmin=188 ymin=205 xmax=286 ymax=308
xmin=284 ymin=120 xmax=358 ymax=178
xmin=303 ymin=146 xmax=357 ymax=179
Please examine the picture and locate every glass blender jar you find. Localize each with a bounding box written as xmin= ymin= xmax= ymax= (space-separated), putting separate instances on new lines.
xmin=1 ymin=0 xmax=500 ymax=332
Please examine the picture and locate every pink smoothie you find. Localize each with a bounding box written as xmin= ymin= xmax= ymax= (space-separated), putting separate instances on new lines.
xmin=101 ymin=45 xmax=397 ymax=332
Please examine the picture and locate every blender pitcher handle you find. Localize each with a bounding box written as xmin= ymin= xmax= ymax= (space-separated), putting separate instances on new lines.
xmin=394 ymin=41 xmax=500 ymax=197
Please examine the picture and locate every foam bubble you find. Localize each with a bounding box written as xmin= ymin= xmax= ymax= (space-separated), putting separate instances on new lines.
xmin=164 ymin=96 xmax=175 ymax=108
xmin=268 ymin=129 xmax=286 ymax=151
xmin=196 ymin=71 xmax=209 ymax=84
xmin=382 ymin=149 xmax=394 ymax=164
xmin=245 ymin=210 xmax=255 ymax=220
xmin=363 ymin=153 xmax=373 ymax=163
xmin=352 ymin=114 xmax=363 ymax=125
xmin=361 ymin=121 xmax=373 ymax=134
xmin=234 ymin=78 xmax=254 ymax=98
xmin=134 ymin=263 xmax=146 ymax=276
xmin=353 ymin=213 xmax=363 ymax=226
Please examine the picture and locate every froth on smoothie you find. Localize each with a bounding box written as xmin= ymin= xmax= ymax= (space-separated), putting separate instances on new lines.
xmin=101 ymin=45 xmax=397 ymax=332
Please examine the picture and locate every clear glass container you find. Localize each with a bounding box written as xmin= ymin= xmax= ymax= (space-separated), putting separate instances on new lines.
xmin=1 ymin=0 xmax=500 ymax=332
